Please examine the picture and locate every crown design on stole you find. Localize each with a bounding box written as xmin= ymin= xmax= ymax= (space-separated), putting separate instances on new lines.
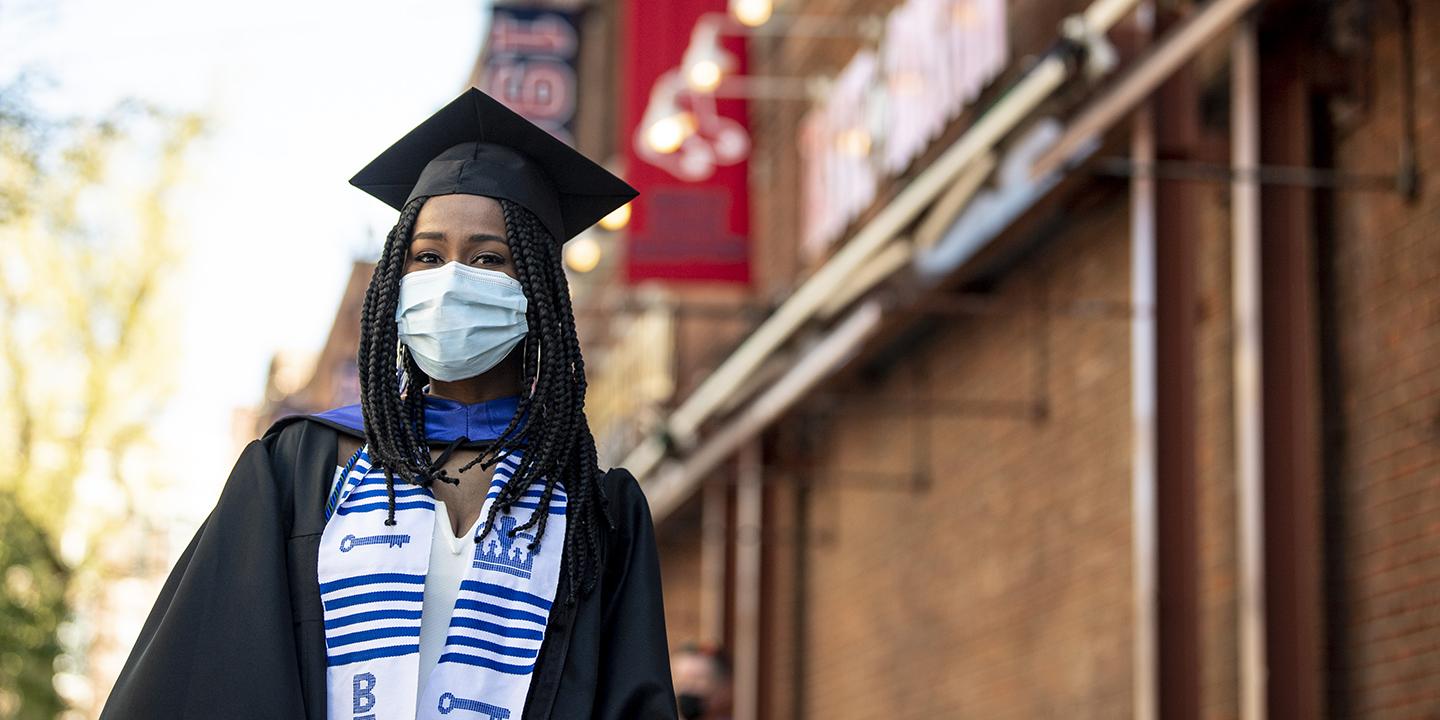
xmin=474 ymin=515 xmax=537 ymax=579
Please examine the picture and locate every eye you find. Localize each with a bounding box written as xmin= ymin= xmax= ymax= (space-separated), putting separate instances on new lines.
xmin=474 ymin=252 xmax=506 ymax=266
xmin=414 ymin=251 xmax=442 ymax=265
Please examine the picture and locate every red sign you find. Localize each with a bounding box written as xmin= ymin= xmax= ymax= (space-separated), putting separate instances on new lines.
xmin=477 ymin=5 xmax=584 ymax=144
xmin=622 ymin=0 xmax=750 ymax=284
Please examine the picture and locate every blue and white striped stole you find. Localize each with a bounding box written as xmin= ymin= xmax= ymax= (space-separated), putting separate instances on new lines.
xmin=318 ymin=446 xmax=567 ymax=720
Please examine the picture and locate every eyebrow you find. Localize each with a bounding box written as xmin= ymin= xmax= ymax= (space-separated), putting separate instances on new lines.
xmin=412 ymin=231 xmax=509 ymax=245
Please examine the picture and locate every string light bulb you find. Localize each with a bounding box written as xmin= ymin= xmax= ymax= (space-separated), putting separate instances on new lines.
xmin=682 ymin=22 xmax=735 ymax=93
xmin=564 ymin=233 xmax=603 ymax=273
xmin=639 ymin=78 xmax=698 ymax=154
xmin=687 ymin=60 xmax=725 ymax=93
xmin=644 ymin=112 xmax=696 ymax=154
xmin=730 ymin=0 xmax=773 ymax=27
xmin=599 ymin=202 xmax=632 ymax=231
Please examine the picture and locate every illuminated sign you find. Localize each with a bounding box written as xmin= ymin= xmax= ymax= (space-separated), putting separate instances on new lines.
xmin=477 ymin=5 xmax=583 ymax=144
xmin=632 ymin=69 xmax=751 ymax=183
xmin=623 ymin=0 xmax=751 ymax=284
xmin=802 ymin=0 xmax=1009 ymax=258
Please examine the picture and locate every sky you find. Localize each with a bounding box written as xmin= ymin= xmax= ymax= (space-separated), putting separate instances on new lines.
xmin=3 ymin=0 xmax=489 ymax=519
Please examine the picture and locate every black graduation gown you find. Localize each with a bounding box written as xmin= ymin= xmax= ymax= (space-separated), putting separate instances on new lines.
xmin=100 ymin=417 xmax=678 ymax=720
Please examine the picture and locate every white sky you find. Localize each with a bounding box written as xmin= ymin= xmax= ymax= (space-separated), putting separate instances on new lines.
xmin=4 ymin=0 xmax=489 ymax=518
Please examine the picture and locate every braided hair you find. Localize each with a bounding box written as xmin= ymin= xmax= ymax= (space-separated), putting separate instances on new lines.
xmin=356 ymin=194 xmax=613 ymax=603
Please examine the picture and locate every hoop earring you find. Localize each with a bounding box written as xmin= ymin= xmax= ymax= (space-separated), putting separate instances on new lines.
xmin=395 ymin=342 xmax=408 ymax=393
xmin=396 ymin=342 xmax=429 ymax=396
xmin=527 ymin=335 xmax=541 ymax=397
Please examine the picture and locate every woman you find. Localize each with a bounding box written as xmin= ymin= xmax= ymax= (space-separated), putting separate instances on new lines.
xmin=102 ymin=89 xmax=678 ymax=720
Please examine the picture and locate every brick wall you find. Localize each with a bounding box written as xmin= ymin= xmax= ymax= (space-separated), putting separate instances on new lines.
xmin=740 ymin=0 xmax=1141 ymax=716
xmin=644 ymin=2 xmax=1440 ymax=718
xmin=1326 ymin=4 xmax=1440 ymax=716
xmin=765 ymin=193 xmax=1136 ymax=719
xmin=1191 ymin=174 xmax=1240 ymax=719
xmin=658 ymin=516 xmax=705 ymax=658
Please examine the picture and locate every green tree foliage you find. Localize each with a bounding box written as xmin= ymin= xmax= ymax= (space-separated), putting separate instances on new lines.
xmin=0 ymin=81 xmax=203 ymax=718
xmin=0 ymin=493 xmax=68 ymax=720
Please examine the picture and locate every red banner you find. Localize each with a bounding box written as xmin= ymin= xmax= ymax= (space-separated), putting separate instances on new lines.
xmin=622 ymin=0 xmax=750 ymax=284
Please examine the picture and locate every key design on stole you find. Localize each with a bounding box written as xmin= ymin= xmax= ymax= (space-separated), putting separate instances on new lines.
xmin=437 ymin=692 xmax=510 ymax=718
xmin=339 ymin=533 xmax=412 ymax=552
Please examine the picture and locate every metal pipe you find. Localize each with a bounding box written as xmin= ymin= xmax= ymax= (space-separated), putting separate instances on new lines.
xmin=1084 ymin=157 xmax=1405 ymax=192
xmin=912 ymin=151 xmax=998 ymax=249
xmin=1232 ymin=17 xmax=1268 ymax=720
xmin=645 ymin=300 xmax=885 ymax=520
xmin=699 ymin=478 xmax=728 ymax=645
xmin=733 ymin=442 xmax=763 ymax=720
xmin=1152 ymin=45 xmax=1202 ymax=720
xmin=817 ymin=238 xmax=913 ymax=319
xmin=789 ymin=477 xmax=810 ymax=719
xmin=1031 ymin=0 xmax=1266 ymax=180
xmin=1131 ymin=101 xmax=1159 ymax=720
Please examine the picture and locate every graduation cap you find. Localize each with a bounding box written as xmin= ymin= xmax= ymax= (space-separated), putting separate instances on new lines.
xmin=350 ymin=87 xmax=637 ymax=244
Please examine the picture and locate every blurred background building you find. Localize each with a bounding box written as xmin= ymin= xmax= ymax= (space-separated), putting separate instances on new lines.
xmin=571 ymin=0 xmax=1434 ymax=718
xmin=4 ymin=0 xmax=1433 ymax=717
xmin=254 ymin=1 xmax=1439 ymax=718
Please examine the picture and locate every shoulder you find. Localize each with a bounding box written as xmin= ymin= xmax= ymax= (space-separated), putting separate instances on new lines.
xmin=266 ymin=410 xmax=366 ymax=466
xmin=261 ymin=416 xmax=335 ymax=458
xmin=254 ymin=417 xmax=345 ymax=532
xmin=597 ymin=467 xmax=655 ymax=542
xmin=599 ymin=466 xmax=640 ymax=499
xmin=599 ymin=466 xmax=644 ymax=510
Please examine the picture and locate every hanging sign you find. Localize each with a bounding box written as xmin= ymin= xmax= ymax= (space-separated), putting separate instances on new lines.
xmin=623 ymin=0 xmax=751 ymax=284
xmin=802 ymin=0 xmax=1009 ymax=259
xmin=476 ymin=4 xmax=584 ymax=144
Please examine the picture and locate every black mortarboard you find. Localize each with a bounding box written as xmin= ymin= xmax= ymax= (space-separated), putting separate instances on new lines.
xmin=349 ymin=88 xmax=637 ymax=243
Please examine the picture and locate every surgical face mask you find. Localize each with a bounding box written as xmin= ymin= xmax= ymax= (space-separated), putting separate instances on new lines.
xmin=395 ymin=261 xmax=529 ymax=382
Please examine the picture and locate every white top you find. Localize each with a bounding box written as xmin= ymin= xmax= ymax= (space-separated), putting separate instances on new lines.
xmin=417 ymin=499 xmax=484 ymax=691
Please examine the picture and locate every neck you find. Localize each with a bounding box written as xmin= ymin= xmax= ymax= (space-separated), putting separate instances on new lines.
xmin=425 ymin=350 xmax=524 ymax=405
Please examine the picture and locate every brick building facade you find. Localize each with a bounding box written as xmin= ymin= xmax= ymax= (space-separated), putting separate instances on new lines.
xmin=635 ymin=1 xmax=1440 ymax=718
xmin=1322 ymin=4 xmax=1438 ymax=713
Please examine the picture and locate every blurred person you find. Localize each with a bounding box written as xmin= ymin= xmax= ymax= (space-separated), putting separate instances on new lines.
xmin=101 ymin=89 xmax=677 ymax=720
xmin=671 ymin=643 xmax=732 ymax=720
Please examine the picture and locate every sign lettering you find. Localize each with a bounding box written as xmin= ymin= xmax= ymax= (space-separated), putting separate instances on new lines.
xmin=477 ymin=5 xmax=584 ymax=145
xmin=802 ymin=0 xmax=1009 ymax=257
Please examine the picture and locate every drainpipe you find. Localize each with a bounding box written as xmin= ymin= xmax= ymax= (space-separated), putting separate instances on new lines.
xmin=699 ymin=478 xmax=728 ymax=646
xmin=1130 ymin=100 xmax=1159 ymax=720
xmin=732 ymin=441 xmax=763 ymax=720
xmin=1231 ymin=17 xmax=1267 ymax=720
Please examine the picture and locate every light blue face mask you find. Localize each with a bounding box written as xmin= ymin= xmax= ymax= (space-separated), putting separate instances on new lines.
xmin=394 ymin=262 xmax=529 ymax=382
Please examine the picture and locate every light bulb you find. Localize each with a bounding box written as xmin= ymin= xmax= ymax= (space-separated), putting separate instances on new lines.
xmin=730 ymin=0 xmax=773 ymax=27
xmin=599 ymin=202 xmax=632 ymax=231
xmin=644 ymin=113 xmax=696 ymax=154
xmin=836 ymin=127 xmax=871 ymax=156
xmin=953 ymin=0 xmax=979 ymax=27
xmin=564 ymin=235 xmax=603 ymax=273
xmin=681 ymin=22 xmax=734 ymax=94
xmin=687 ymin=59 xmax=724 ymax=93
